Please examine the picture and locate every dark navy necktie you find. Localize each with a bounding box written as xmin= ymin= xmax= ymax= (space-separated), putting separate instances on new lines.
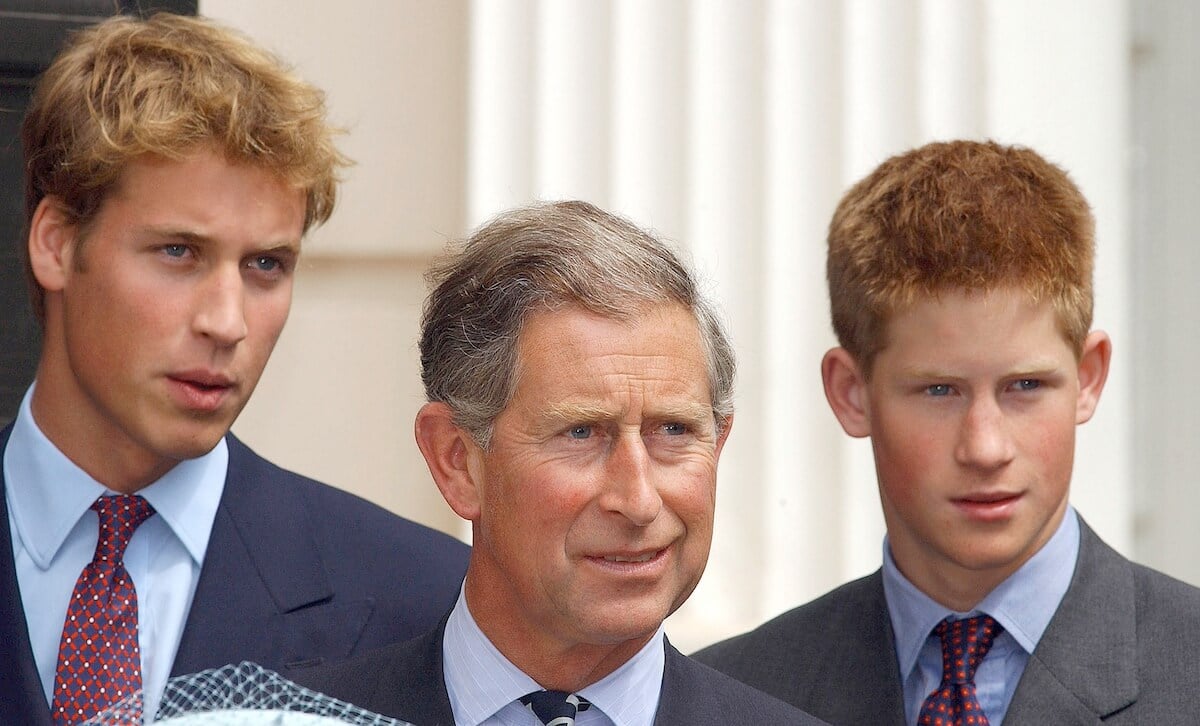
xmin=520 ymin=689 xmax=592 ymax=726
xmin=917 ymin=615 xmax=1003 ymax=726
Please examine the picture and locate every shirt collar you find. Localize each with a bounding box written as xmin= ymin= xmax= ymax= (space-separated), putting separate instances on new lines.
xmin=576 ymin=621 xmax=664 ymax=726
xmin=882 ymin=507 xmax=1080 ymax=679
xmin=443 ymin=587 xmax=665 ymax=726
xmin=5 ymin=383 xmax=227 ymax=569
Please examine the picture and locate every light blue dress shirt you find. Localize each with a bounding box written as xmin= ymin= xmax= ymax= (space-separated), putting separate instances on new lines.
xmin=882 ymin=507 xmax=1080 ymax=726
xmin=443 ymin=588 xmax=666 ymax=726
xmin=4 ymin=385 xmax=227 ymax=720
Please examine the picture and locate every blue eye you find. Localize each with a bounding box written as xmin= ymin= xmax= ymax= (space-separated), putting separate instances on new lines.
xmin=662 ymin=422 xmax=688 ymax=436
xmin=566 ymin=425 xmax=592 ymax=440
xmin=926 ymin=384 xmax=952 ymax=396
xmin=1013 ymin=379 xmax=1041 ymax=391
xmin=250 ymin=255 xmax=282 ymax=272
xmin=163 ymin=244 xmax=188 ymax=258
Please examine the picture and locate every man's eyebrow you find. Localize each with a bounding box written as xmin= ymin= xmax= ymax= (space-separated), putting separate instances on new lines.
xmin=540 ymin=401 xmax=714 ymax=427
xmin=141 ymin=225 xmax=210 ymax=243
xmin=542 ymin=402 xmax=616 ymax=423
xmin=652 ymin=402 xmax=716 ymax=424
xmin=902 ymin=361 xmax=1064 ymax=379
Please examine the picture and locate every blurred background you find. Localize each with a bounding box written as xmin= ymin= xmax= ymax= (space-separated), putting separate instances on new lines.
xmin=3 ymin=0 xmax=1197 ymax=652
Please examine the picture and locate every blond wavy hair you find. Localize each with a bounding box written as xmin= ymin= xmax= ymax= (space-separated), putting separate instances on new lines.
xmin=21 ymin=12 xmax=350 ymax=321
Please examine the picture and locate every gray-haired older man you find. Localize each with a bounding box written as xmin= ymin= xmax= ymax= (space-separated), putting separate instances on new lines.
xmin=303 ymin=201 xmax=822 ymax=725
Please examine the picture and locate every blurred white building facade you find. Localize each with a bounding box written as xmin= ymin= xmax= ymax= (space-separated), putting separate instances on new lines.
xmin=202 ymin=0 xmax=1199 ymax=651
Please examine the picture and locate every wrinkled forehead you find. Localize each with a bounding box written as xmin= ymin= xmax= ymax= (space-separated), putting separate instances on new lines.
xmin=509 ymin=302 xmax=710 ymax=397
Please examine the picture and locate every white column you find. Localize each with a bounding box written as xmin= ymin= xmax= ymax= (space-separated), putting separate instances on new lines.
xmin=843 ymin=0 xmax=919 ymax=180
xmin=534 ymin=0 xmax=612 ymax=204
xmin=1131 ymin=0 xmax=1200 ymax=585
xmin=610 ymin=0 xmax=687 ymax=239
xmin=918 ymin=0 xmax=985 ymax=140
xmin=469 ymin=0 xmax=536 ymax=224
xmin=759 ymin=0 xmax=849 ymax=617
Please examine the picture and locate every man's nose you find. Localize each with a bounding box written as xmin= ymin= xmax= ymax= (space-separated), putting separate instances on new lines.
xmin=600 ymin=435 xmax=664 ymax=526
xmin=955 ymin=396 xmax=1016 ymax=469
xmin=193 ymin=267 xmax=248 ymax=347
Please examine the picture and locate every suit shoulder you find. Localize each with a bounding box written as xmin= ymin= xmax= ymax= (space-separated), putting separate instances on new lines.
xmin=693 ymin=572 xmax=881 ymax=666
xmin=1130 ymin=559 xmax=1200 ymax=625
xmin=666 ymin=650 xmax=828 ymax=724
xmin=1079 ymin=523 xmax=1200 ymax=629
xmin=226 ymin=434 xmax=468 ymax=559
xmin=293 ymin=625 xmax=447 ymax=723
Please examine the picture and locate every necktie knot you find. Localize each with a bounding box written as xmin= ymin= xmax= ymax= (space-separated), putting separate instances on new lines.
xmin=520 ymin=690 xmax=591 ymax=726
xmin=91 ymin=495 xmax=156 ymax=567
xmin=918 ymin=615 xmax=1003 ymax=726
xmin=935 ymin=615 xmax=1001 ymax=685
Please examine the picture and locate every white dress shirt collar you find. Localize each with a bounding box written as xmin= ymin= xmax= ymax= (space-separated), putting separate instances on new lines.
xmin=5 ymin=382 xmax=225 ymax=571
xmin=442 ymin=588 xmax=665 ymax=726
xmin=883 ymin=506 xmax=1081 ymax=679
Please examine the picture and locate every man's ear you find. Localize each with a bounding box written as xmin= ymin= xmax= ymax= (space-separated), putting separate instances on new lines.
xmin=821 ymin=347 xmax=871 ymax=438
xmin=27 ymin=196 xmax=77 ymax=293
xmin=414 ymin=402 xmax=484 ymax=521
xmin=1075 ymin=330 xmax=1112 ymax=425
xmin=714 ymin=415 xmax=734 ymax=458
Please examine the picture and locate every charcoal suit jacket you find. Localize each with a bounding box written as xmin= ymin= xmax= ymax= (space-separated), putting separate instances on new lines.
xmin=693 ymin=520 xmax=1200 ymax=724
xmin=300 ymin=615 xmax=827 ymax=725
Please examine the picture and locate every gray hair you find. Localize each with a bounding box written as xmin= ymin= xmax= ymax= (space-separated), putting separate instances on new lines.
xmin=419 ymin=200 xmax=736 ymax=448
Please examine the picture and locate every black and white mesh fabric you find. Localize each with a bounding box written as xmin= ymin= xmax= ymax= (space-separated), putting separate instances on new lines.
xmin=82 ymin=661 xmax=412 ymax=725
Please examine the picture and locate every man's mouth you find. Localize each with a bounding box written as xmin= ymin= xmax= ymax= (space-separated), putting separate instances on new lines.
xmin=602 ymin=552 xmax=658 ymax=564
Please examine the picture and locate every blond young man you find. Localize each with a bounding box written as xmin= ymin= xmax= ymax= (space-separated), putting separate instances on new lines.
xmin=3 ymin=14 xmax=466 ymax=725
xmin=695 ymin=140 xmax=1200 ymax=724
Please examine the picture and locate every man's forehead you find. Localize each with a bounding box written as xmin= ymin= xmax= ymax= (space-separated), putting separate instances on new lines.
xmin=514 ymin=303 xmax=704 ymax=362
xmin=507 ymin=302 xmax=711 ymax=399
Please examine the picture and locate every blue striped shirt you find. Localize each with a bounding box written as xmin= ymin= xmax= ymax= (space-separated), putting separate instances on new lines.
xmin=443 ymin=588 xmax=665 ymax=726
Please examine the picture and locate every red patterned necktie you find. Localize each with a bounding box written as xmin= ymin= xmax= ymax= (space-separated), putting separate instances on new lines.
xmin=917 ymin=615 xmax=1003 ymax=726
xmin=51 ymin=495 xmax=156 ymax=725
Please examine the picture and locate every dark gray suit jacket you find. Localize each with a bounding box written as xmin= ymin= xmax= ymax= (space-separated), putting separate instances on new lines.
xmin=300 ymin=616 xmax=827 ymax=725
xmin=693 ymin=520 xmax=1200 ymax=724
xmin=0 ymin=426 xmax=471 ymax=726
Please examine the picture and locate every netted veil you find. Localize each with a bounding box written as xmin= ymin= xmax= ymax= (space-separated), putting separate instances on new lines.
xmin=83 ymin=661 xmax=411 ymax=725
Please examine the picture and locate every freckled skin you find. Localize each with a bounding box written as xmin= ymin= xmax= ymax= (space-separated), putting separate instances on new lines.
xmin=463 ymin=304 xmax=731 ymax=689
xmin=823 ymin=287 xmax=1110 ymax=610
xmin=29 ymin=147 xmax=305 ymax=493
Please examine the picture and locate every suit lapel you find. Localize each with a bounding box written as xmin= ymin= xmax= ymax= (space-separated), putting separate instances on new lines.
xmin=654 ymin=641 xmax=698 ymax=725
xmin=367 ymin=619 xmax=457 ymax=725
xmin=172 ymin=435 xmax=365 ymax=675
xmin=300 ymin=616 xmax=456 ymax=725
xmin=1006 ymin=519 xmax=1137 ymax=723
xmin=0 ymin=424 xmax=53 ymax=725
xmin=804 ymin=572 xmax=905 ymax=724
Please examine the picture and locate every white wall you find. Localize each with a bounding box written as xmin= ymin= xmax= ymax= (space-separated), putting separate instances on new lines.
xmin=201 ymin=0 xmax=469 ymax=537
xmin=202 ymin=0 xmax=1196 ymax=652
xmin=1131 ymin=0 xmax=1200 ymax=586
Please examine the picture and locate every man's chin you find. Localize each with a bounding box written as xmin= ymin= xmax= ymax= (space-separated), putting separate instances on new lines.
xmin=155 ymin=426 xmax=233 ymax=461
xmin=576 ymin=602 xmax=673 ymax=645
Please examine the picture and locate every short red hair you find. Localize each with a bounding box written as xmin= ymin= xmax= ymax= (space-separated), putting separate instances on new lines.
xmin=827 ymin=140 xmax=1094 ymax=374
